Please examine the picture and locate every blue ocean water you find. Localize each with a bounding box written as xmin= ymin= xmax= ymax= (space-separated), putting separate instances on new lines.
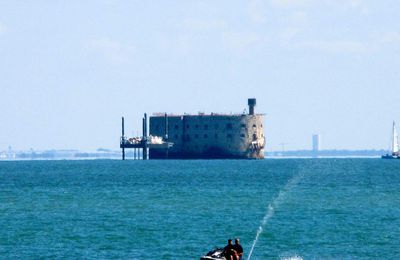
xmin=0 ymin=159 xmax=399 ymax=259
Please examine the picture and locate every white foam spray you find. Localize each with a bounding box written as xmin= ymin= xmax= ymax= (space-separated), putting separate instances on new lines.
xmin=247 ymin=173 xmax=303 ymax=260
xmin=280 ymin=255 xmax=303 ymax=260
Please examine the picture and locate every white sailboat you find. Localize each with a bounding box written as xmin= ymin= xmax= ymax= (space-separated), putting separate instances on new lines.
xmin=382 ymin=121 xmax=400 ymax=159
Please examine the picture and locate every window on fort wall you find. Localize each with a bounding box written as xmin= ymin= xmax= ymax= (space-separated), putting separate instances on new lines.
xmin=204 ymin=125 xmax=208 ymax=130
xmin=240 ymin=124 xmax=246 ymax=128
xmin=226 ymin=123 xmax=233 ymax=130
xmin=253 ymin=134 xmax=257 ymax=140
xmin=227 ymin=134 xmax=232 ymax=138
xmin=240 ymin=134 xmax=245 ymax=138
xmin=186 ymin=124 xmax=190 ymax=129
xmin=174 ymin=125 xmax=179 ymax=129
xmin=253 ymin=124 xmax=256 ymax=128
xmin=195 ymin=124 xmax=199 ymax=129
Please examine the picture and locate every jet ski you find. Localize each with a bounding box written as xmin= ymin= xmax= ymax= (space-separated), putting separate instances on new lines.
xmin=200 ymin=248 xmax=226 ymax=260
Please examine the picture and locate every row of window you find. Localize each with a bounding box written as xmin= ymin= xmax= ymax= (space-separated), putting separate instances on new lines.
xmin=170 ymin=133 xmax=262 ymax=140
xmin=154 ymin=123 xmax=263 ymax=131
xmin=185 ymin=144 xmax=236 ymax=150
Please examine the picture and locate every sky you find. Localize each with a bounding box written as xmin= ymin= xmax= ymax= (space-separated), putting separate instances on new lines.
xmin=0 ymin=0 xmax=400 ymax=151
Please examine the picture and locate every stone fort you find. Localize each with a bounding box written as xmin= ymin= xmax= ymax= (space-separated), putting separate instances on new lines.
xmin=149 ymin=98 xmax=265 ymax=159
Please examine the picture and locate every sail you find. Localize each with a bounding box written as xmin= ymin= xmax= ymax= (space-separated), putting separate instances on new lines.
xmin=392 ymin=121 xmax=399 ymax=153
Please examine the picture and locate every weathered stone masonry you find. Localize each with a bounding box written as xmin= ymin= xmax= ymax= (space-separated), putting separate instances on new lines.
xmin=149 ymin=99 xmax=265 ymax=159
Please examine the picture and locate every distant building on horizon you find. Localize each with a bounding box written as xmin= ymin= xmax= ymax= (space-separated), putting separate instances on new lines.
xmin=312 ymin=134 xmax=321 ymax=152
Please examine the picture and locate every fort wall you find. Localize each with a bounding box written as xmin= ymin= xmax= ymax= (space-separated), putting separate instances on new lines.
xmin=149 ymin=114 xmax=265 ymax=159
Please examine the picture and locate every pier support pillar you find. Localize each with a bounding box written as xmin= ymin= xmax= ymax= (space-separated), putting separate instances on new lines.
xmin=122 ymin=116 xmax=125 ymax=160
xmin=142 ymin=113 xmax=148 ymax=160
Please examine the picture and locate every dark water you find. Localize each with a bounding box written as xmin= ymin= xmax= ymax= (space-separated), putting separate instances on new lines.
xmin=0 ymin=159 xmax=399 ymax=259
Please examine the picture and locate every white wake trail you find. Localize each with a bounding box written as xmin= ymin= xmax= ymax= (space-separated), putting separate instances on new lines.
xmin=247 ymin=173 xmax=303 ymax=260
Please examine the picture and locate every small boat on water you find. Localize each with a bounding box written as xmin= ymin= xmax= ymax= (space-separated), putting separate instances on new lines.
xmin=382 ymin=121 xmax=400 ymax=159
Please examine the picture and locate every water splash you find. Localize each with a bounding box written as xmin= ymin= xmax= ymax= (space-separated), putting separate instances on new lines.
xmin=246 ymin=203 xmax=274 ymax=260
xmin=280 ymin=255 xmax=303 ymax=260
xmin=247 ymin=173 xmax=303 ymax=260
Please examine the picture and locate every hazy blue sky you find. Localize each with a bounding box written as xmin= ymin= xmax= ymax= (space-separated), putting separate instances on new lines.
xmin=1 ymin=1 xmax=399 ymax=151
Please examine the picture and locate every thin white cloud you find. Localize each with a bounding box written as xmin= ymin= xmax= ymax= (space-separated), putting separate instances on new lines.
xmin=0 ymin=22 xmax=8 ymax=35
xmin=326 ymin=0 xmax=370 ymax=14
xmin=379 ymin=31 xmax=400 ymax=45
xmin=222 ymin=31 xmax=266 ymax=54
xmin=279 ymin=11 xmax=308 ymax=44
xmin=174 ymin=34 xmax=195 ymax=55
xmin=290 ymin=11 xmax=308 ymax=25
xmin=280 ymin=27 xmax=301 ymax=43
xmin=286 ymin=31 xmax=400 ymax=54
xmin=271 ymin=0 xmax=369 ymax=14
xmin=248 ymin=0 xmax=268 ymax=24
xmin=270 ymin=0 xmax=309 ymax=8
xmin=300 ymin=40 xmax=372 ymax=53
xmin=183 ymin=18 xmax=226 ymax=31
xmin=348 ymin=0 xmax=362 ymax=8
xmin=101 ymin=0 xmax=121 ymax=5
xmin=85 ymin=38 xmax=135 ymax=64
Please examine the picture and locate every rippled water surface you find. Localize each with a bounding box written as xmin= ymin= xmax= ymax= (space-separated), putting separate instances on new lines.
xmin=0 ymin=159 xmax=399 ymax=259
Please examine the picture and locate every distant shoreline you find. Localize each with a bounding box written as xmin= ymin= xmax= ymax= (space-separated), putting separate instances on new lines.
xmin=0 ymin=149 xmax=389 ymax=161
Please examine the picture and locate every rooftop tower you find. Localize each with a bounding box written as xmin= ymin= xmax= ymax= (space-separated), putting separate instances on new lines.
xmin=248 ymin=98 xmax=256 ymax=115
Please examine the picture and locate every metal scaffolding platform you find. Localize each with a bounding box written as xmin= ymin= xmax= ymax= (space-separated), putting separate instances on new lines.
xmin=120 ymin=114 xmax=173 ymax=160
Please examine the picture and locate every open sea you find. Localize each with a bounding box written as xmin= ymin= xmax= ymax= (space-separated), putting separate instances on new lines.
xmin=0 ymin=159 xmax=399 ymax=259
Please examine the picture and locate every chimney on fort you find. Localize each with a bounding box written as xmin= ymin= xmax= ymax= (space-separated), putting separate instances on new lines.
xmin=248 ymin=98 xmax=256 ymax=115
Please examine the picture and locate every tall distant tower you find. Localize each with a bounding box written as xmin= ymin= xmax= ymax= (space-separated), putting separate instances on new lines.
xmin=312 ymin=134 xmax=321 ymax=152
